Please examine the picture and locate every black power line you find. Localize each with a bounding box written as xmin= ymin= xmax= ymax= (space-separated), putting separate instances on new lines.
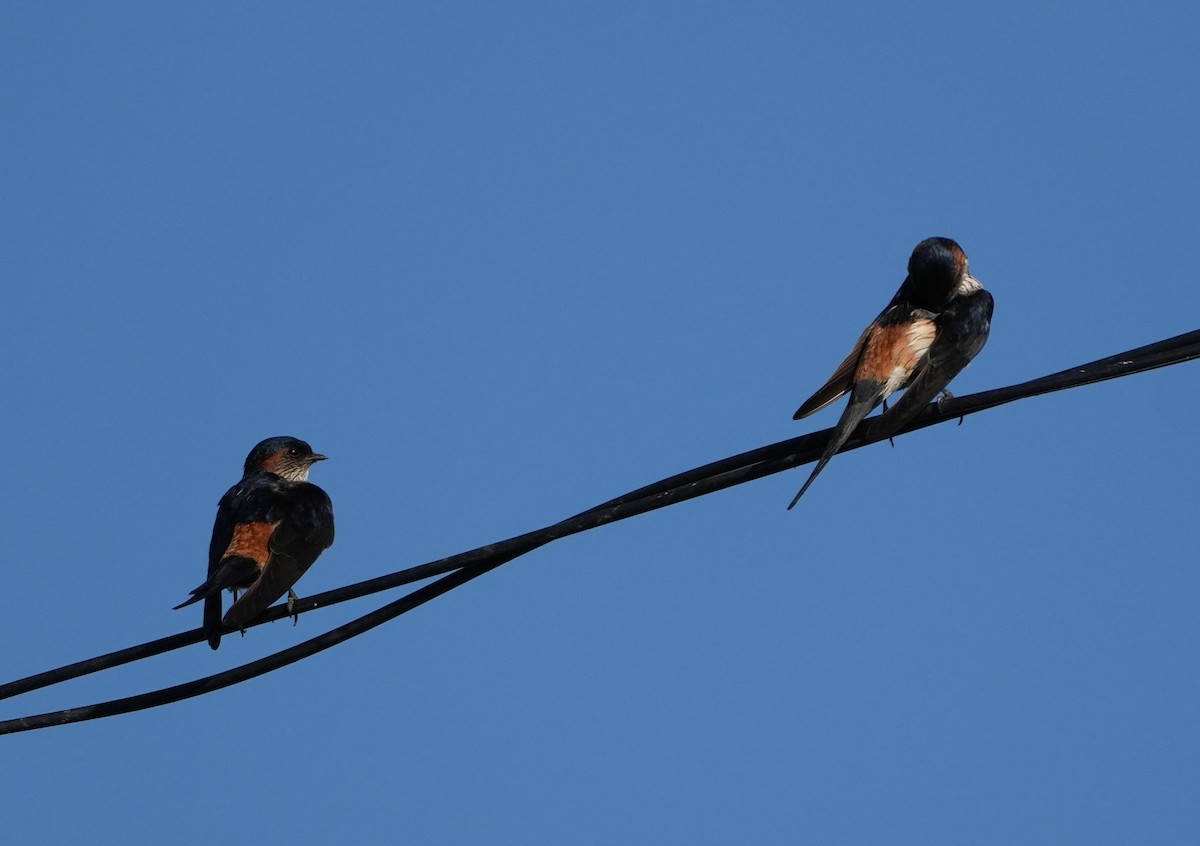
xmin=2 ymin=328 xmax=1198 ymax=735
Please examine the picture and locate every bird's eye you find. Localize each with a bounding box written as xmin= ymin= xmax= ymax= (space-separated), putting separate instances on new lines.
xmin=287 ymin=447 xmax=300 ymax=457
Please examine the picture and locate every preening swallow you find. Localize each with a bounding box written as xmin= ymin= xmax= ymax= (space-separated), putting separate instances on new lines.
xmin=174 ymin=436 xmax=335 ymax=650
xmin=787 ymin=237 xmax=992 ymax=509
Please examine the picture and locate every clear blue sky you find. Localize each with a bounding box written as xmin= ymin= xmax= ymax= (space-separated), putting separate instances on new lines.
xmin=4 ymin=2 xmax=1199 ymax=843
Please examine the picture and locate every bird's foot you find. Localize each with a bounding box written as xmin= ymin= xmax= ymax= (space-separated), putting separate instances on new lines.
xmin=288 ymin=589 xmax=300 ymax=626
xmin=937 ymin=390 xmax=964 ymax=425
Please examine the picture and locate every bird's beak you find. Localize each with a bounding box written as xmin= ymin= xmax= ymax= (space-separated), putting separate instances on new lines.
xmin=310 ymin=453 xmax=328 ymax=462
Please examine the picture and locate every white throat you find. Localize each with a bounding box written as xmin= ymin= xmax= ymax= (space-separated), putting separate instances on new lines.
xmin=956 ymin=274 xmax=983 ymax=295
xmin=277 ymin=464 xmax=311 ymax=483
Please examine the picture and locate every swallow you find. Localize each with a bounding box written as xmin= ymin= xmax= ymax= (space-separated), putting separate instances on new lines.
xmin=175 ymin=436 xmax=335 ymax=650
xmin=787 ymin=237 xmax=988 ymax=509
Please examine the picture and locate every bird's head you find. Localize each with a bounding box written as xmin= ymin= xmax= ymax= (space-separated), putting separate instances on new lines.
xmin=905 ymin=237 xmax=981 ymax=308
xmin=243 ymin=436 xmax=327 ymax=482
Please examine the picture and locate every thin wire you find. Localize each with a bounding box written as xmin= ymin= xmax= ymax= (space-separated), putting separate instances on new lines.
xmin=2 ymin=328 xmax=1198 ymax=734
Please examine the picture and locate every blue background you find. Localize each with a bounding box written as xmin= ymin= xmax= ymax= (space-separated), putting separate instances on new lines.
xmin=3 ymin=2 xmax=1199 ymax=843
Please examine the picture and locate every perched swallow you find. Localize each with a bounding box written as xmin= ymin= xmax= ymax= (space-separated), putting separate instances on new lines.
xmin=174 ymin=436 xmax=335 ymax=650
xmin=787 ymin=237 xmax=988 ymax=509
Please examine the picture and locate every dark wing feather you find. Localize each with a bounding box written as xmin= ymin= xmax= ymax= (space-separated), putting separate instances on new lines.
xmin=202 ymin=485 xmax=239 ymax=649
